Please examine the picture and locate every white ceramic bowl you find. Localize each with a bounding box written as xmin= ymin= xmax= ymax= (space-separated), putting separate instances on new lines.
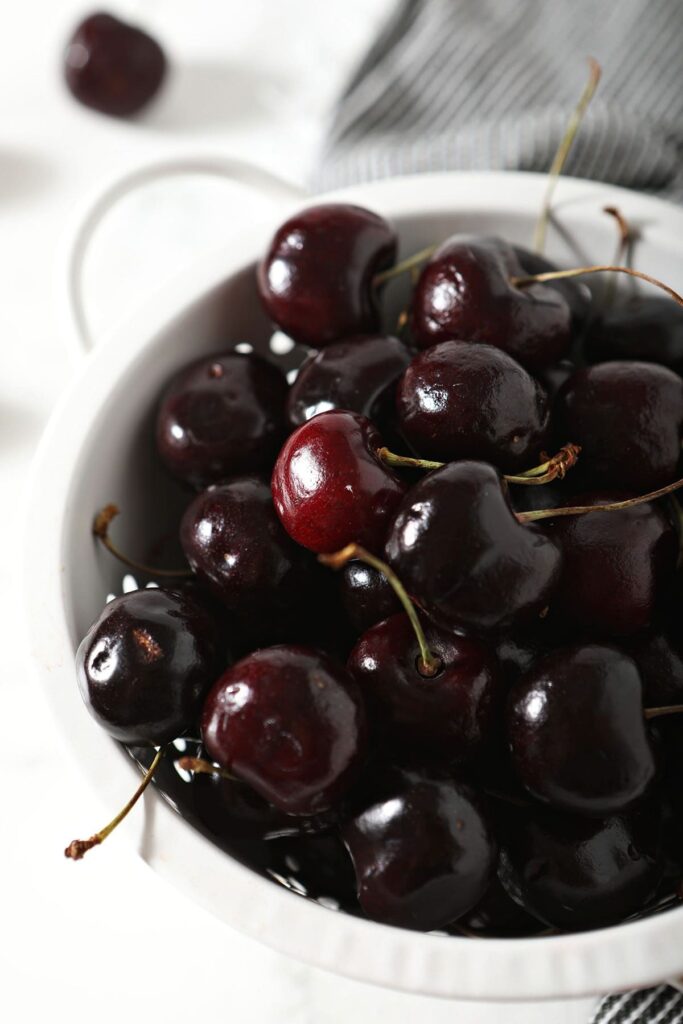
xmin=25 ymin=171 xmax=683 ymax=1001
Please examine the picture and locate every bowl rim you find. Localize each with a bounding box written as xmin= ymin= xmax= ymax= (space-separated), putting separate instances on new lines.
xmin=26 ymin=170 xmax=683 ymax=1001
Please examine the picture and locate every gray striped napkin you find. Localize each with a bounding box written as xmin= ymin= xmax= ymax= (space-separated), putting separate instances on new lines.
xmin=317 ymin=2 xmax=683 ymax=1020
xmin=317 ymin=0 xmax=683 ymax=200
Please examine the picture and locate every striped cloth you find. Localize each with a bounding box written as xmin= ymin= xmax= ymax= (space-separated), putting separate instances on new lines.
xmin=317 ymin=0 xmax=683 ymax=200
xmin=318 ymin=2 xmax=683 ymax=1020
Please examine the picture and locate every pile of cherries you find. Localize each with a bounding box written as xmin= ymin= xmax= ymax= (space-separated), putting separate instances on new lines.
xmin=70 ymin=198 xmax=683 ymax=939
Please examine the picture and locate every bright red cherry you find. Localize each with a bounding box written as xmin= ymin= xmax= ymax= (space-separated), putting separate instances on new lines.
xmin=64 ymin=12 xmax=167 ymax=117
xmin=411 ymin=236 xmax=572 ymax=371
xmin=272 ymin=410 xmax=406 ymax=554
xmin=257 ymin=205 xmax=397 ymax=349
xmin=397 ymin=341 xmax=551 ymax=473
xmin=201 ymin=646 xmax=366 ymax=816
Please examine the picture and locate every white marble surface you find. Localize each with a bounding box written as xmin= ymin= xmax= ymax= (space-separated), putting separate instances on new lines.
xmin=0 ymin=2 xmax=600 ymax=1020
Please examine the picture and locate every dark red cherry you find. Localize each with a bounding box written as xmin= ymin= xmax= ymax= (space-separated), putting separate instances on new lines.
xmin=180 ymin=477 xmax=320 ymax=645
xmin=201 ymin=646 xmax=366 ymax=816
xmin=64 ymin=12 xmax=167 ymax=117
xmin=76 ymin=587 xmax=219 ymax=745
xmin=272 ymin=410 xmax=406 ymax=554
xmin=535 ymin=358 xmax=577 ymax=401
xmin=541 ymin=492 xmax=677 ymax=636
xmin=339 ymin=561 xmax=401 ymax=633
xmin=257 ymin=204 xmax=397 ymax=349
xmin=586 ymin=296 xmax=683 ymax=375
xmin=630 ymin=627 xmax=683 ymax=708
xmin=286 ymin=334 xmax=411 ymax=432
xmin=456 ymin=877 xmax=544 ymax=937
xmin=513 ymin=246 xmax=592 ymax=335
xmin=411 ymin=236 xmax=572 ymax=371
xmin=347 ymin=613 xmax=502 ymax=762
xmin=385 ymin=461 xmax=562 ymax=633
xmin=188 ymin=761 xmax=336 ymax=842
xmin=342 ymin=769 xmax=497 ymax=930
xmin=556 ymin=362 xmax=683 ymax=491
xmin=499 ymin=804 xmax=663 ymax=930
xmin=397 ymin=341 xmax=551 ymax=473
xmin=156 ymin=352 xmax=288 ymax=489
xmin=508 ymin=644 xmax=656 ymax=817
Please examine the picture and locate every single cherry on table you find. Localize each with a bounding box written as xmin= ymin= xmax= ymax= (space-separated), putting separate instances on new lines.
xmin=64 ymin=12 xmax=167 ymax=116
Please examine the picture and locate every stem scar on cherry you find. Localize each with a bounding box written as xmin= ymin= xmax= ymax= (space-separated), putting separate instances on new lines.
xmin=319 ymin=542 xmax=442 ymax=678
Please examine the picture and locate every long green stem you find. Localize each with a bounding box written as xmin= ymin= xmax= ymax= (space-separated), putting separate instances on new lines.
xmin=518 ymin=477 xmax=683 ymax=524
xmin=319 ymin=543 xmax=441 ymax=677
xmin=533 ymin=58 xmax=602 ymax=253
xmin=377 ymin=444 xmax=581 ymax=486
xmin=93 ymin=504 xmax=192 ymax=578
xmin=373 ymin=245 xmax=437 ymax=288
xmin=65 ymin=746 xmax=165 ymax=860
xmin=510 ymin=265 xmax=683 ymax=308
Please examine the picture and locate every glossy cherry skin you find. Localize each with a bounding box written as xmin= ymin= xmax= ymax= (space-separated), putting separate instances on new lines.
xmin=287 ymin=334 xmax=411 ymax=431
xmin=180 ymin=477 xmax=321 ymax=644
xmin=201 ymin=646 xmax=367 ymax=816
xmin=411 ymin=236 xmax=571 ymax=371
xmin=556 ymin=362 xmax=683 ymax=491
xmin=64 ymin=13 xmax=167 ymax=117
xmin=339 ymin=561 xmax=400 ymax=633
xmin=157 ymin=352 xmax=288 ymax=489
xmin=630 ymin=630 xmax=683 ymax=709
xmin=397 ymin=341 xmax=551 ymax=473
xmin=385 ymin=461 xmax=562 ymax=633
xmin=541 ymin=492 xmax=677 ymax=637
xmin=342 ymin=769 xmax=497 ymax=930
xmin=76 ymin=588 xmax=219 ymax=745
xmin=348 ymin=613 xmax=502 ymax=762
xmin=499 ymin=804 xmax=663 ymax=930
xmin=257 ymin=204 xmax=397 ymax=349
xmin=514 ymin=247 xmax=592 ymax=335
xmin=272 ymin=410 xmax=405 ymax=554
xmin=508 ymin=644 xmax=656 ymax=817
xmin=586 ymin=296 xmax=683 ymax=376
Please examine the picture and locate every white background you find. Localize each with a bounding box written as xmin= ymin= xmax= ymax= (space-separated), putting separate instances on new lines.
xmin=0 ymin=1 xmax=598 ymax=1020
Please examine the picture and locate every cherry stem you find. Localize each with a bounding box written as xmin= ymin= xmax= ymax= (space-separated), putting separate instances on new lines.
xmin=93 ymin=504 xmax=192 ymax=579
xmin=533 ymin=57 xmax=602 ymax=253
xmin=65 ymin=746 xmax=165 ymax=861
xmin=643 ymin=705 xmax=683 ymax=721
xmin=176 ymin=756 xmax=237 ymax=781
xmin=319 ymin=543 xmax=441 ymax=677
xmin=373 ymin=245 xmax=437 ymax=288
xmin=603 ymin=206 xmax=633 ymax=306
xmin=377 ymin=444 xmax=581 ymax=486
xmin=517 ymin=476 xmax=683 ymax=524
xmin=510 ymin=265 xmax=683 ymax=309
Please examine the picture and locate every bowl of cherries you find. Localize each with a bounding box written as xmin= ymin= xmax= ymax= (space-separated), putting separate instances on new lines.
xmin=25 ymin=168 xmax=683 ymax=1001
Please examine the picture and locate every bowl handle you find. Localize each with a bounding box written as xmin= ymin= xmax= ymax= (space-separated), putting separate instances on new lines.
xmin=61 ymin=155 xmax=307 ymax=359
